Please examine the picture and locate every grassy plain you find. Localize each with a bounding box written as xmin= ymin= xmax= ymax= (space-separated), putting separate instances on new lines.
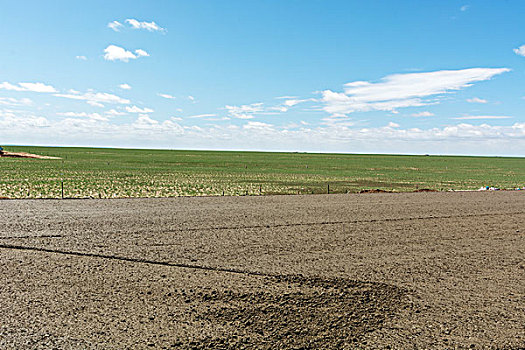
xmin=0 ymin=145 xmax=524 ymax=198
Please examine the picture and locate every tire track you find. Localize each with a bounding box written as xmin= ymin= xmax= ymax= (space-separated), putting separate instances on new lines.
xmin=166 ymin=211 xmax=525 ymax=233
xmin=1 ymin=211 xmax=523 ymax=241
xmin=0 ymin=234 xmax=62 ymax=240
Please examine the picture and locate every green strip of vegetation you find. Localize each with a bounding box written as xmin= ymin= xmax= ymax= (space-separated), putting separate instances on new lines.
xmin=1 ymin=146 xmax=523 ymax=198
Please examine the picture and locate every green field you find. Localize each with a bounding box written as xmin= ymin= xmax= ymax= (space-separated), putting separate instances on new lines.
xmin=0 ymin=146 xmax=524 ymax=199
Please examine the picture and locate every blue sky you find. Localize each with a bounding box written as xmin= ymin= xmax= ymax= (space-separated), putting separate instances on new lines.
xmin=1 ymin=0 xmax=525 ymax=155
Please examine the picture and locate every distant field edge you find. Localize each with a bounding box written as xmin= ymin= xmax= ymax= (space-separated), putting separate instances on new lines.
xmin=1 ymin=145 xmax=523 ymax=199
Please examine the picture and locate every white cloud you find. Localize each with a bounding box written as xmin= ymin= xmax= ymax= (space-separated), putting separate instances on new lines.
xmin=57 ymin=112 xmax=90 ymax=117
xmin=0 ymin=97 xmax=32 ymax=106
xmin=188 ymin=113 xmax=216 ymax=119
xmin=0 ymin=81 xmax=57 ymax=93
xmin=388 ymin=122 xmax=400 ymax=128
xmin=466 ymin=97 xmax=487 ymax=103
xmin=134 ymin=49 xmax=149 ymax=57
xmin=87 ymin=101 xmax=105 ymax=107
xmin=243 ymin=121 xmax=274 ymax=130
xmin=411 ymin=111 xmax=434 ymax=117
xmin=125 ymin=105 xmax=154 ymax=113
xmin=205 ymin=117 xmax=231 ymax=121
xmin=453 ymin=115 xmax=511 ymax=120
xmin=103 ymin=45 xmax=149 ymax=62
xmin=105 ymin=109 xmax=127 ymax=116
xmin=513 ymin=45 xmax=525 ymax=56
xmin=225 ymin=103 xmax=264 ymax=119
xmin=54 ymin=91 xmax=130 ymax=105
xmin=161 ymin=94 xmax=175 ymax=99
xmin=460 ymin=5 xmax=469 ymax=11
xmin=19 ymin=82 xmax=57 ymax=93
xmin=125 ymin=19 xmax=166 ymax=32
xmin=134 ymin=115 xmax=158 ymax=127
xmin=320 ymin=117 xmax=355 ymax=127
xmin=119 ymin=83 xmax=132 ymax=90
xmin=170 ymin=116 xmax=183 ymax=121
xmin=266 ymin=98 xmax=313 ymax=113
xmin=158 ymin=93 xmax=175 ymax=99
xmin=283 ymin=99 xmax=310 ymax=107
xmin=321 ymin=68 xmax=509 ymax=116
xmin=188 ymin=95 xmax=195 ymax=102
xmin=108 ymin=21 xmax=124 ymax=32
xmin=2 ymin=109 xmax=525 ymax=155
xmin=0 ymin=113 xmax=50 ymax=129
xmin=57 ymin=112 xmax=109 ymax=121
xmin=0 ymin=109 xmax=16 ymax=118
xmin=0 ymin=82 xmax=24 ymax=91
xmin=268 ymin=105 xmax=289 ymax=113
xmin=76 ymin=55 xmax=87 ymax=61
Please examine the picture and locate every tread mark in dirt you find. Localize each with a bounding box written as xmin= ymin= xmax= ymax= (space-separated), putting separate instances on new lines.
xmin=0 ymin=234 xmax=62 ymax=240
xmin=168 ymin=211 xmax=525 ymax=233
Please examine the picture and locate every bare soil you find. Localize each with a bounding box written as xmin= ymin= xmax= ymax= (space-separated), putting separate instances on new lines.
xmin=0 ymin=151 xmax=61 ymax=159
xmin=0 ymin=192 xmax=523 ymax=349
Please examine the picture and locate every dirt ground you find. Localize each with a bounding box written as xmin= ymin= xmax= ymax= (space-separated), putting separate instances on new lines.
xmin=0 ymin=192 xmax=523 ymax=349
xmin=0 ymin=151 xmax=60 ymax=159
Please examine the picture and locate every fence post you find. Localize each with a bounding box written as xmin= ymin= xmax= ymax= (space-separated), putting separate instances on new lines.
xmin=327 ymin=183 xmax=330 ymax=194
xmin=61 ymin=180 xmax=64 ymax=199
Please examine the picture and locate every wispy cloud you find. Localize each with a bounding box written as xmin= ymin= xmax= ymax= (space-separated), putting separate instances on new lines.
xmin=282 ymin=99 xmax=309 ymax=107
xmin=276 ymin=95 xmax=298 ymax=100
xmin=453 ymin=115 xmax=511 ymax=120
xmin=119 ymin=83 xmax=132 ymax=90
xmin=105 ymin=109 xmax=127 ymax=116
xmin=134 ymin=49 xmax=149 ymax=57
xmin=466 ymin=97 xmax=487 ymax=103
xmin=2 ymin=109 xmax=525 ymax=155
xmin=76 ymin=55 xmax=87 ymax=61
xmin=125 ymin=19 xmax=166 ymax=32
xmin=321 ymin=68 xmax=509 ymax=116
xmin=57 ymin=112 xmax=109 ymax=121
xmin=158 ymin=93 xmax=175 ymax=99
xmin=87 ymin=101 xmax=104 ymax=107
xmin=205 ymin=117 xmax=230 ymax=121
xmin=225 ymin=103 xmax=264 ymax=119
xmin=103 ymin=45 xmax=149 ymax=62
xmin=411 ymin=111 xmax=434 ymax=117
xmin=0 ymin=97 xmax=33 ymax=106
xmin=125 ymin=105 xmax=154 ymax=113
xmin=460 ymin=5 xmax=469 ymax=11
xmin=188 ymin=113 xmax=216 ymax=119
xmin=107 ymin=21 xmax=124 ymax=32
xmin=54 ymin=90 xmax=130 ymax=105
xmin=513 ymin=45 xmax=525 ymax=56
xmin=0 ymin=81 xmax=57 ymax=93
xmin=243 ymin=121 xmax=274 ymax=130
